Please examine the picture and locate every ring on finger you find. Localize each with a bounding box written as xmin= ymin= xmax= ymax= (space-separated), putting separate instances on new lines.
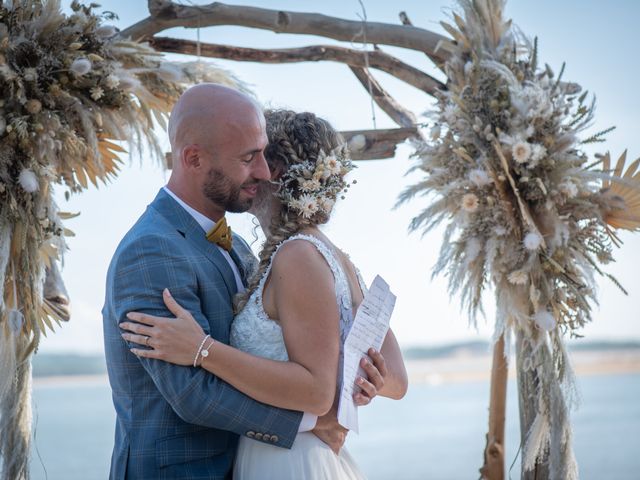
xmin=144 ymin=335 xmax=150 ymax=347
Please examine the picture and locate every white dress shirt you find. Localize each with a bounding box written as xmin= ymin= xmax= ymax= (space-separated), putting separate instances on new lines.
xmin=163 ymin=186 xmax=317 ymax=431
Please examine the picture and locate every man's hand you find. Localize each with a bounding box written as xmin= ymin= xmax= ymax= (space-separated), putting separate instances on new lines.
xmin=312 ymin=400 xmax=348 ymax=454
xmin=313 ymin=348 xmax=390 ymax=452
xmin=353 ymin=348 xmax=388 ymax=406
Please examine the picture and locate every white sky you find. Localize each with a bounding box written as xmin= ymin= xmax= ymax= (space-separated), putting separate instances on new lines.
xmin=41 ymin=0 xmax=640 ymax=353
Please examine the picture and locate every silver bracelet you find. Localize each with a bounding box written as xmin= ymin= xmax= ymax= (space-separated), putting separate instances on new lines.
xmin=200 ymin=338 xmax=215 ymax=363
xmin=193 ymin=334 xmax=211 ymax=368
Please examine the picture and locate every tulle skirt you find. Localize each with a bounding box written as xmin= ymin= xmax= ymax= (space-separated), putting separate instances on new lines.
xmin=233 ymin=432 xmax=366 ymax=480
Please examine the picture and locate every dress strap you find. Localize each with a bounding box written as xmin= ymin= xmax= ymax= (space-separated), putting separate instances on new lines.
xmin=255 ymin=234 xmax=352 ymax=311
xmin=270 ymin=234 xmax=340 ymax=282
xmin=355 ymin=267 xmax=368 ymax=295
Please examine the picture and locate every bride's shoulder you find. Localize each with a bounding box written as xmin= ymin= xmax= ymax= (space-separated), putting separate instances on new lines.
xmin=270 ymin=237 xmax=333 ymax=280
xmin=272 ymin=237 xmax=324 ymax=266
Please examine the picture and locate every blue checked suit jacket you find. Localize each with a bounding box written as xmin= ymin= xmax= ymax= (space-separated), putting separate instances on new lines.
xmin=102 ymin=189 xmax=303 ymax=480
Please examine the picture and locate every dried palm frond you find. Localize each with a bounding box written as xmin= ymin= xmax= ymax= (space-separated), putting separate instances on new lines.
xmin=600 ymin=150 xmax=640 ymax=233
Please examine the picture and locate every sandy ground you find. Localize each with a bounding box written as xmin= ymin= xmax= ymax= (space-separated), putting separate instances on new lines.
xmin=406 ymin=348 xmax=640 ymax=385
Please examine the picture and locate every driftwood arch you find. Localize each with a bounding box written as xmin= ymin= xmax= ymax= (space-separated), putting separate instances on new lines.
xmin=120 ymin=2 xmax=513 ymax=479
xmin=123 ymin=1 xmax=449 ymax=158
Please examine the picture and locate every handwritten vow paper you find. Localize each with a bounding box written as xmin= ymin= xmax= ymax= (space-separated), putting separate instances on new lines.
xmin=338 ymin=275 xmax=396 ymax=433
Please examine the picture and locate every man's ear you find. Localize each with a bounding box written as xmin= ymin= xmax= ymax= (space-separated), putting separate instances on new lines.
xmin=181 ymin=144 xmax=201 ymax=170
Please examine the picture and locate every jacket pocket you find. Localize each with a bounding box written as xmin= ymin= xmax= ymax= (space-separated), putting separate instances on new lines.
xmin=155 ymin=429 xmax=230 ymax=468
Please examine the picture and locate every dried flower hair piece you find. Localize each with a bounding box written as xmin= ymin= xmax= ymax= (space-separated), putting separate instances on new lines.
xmin=276 ymin=144 xmax=356 ymax=219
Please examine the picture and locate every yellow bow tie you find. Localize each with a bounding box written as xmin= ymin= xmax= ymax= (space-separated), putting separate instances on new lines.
xmin=206 ymin=217 xmax=233 ymax=252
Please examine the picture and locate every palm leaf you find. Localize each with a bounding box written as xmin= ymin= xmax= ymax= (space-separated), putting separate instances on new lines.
xmin=601 ymin=150 xmax=640 ymax=233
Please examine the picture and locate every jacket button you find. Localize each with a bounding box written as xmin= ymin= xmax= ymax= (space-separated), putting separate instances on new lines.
xmin=246 ymin=431 xmax=255 ymax=438
xmin=254 ymin=432 xmax=263 ymax=440
xmin=270 ymin=435 xmax=279 ymax=443
xmin=262 ymin=434 xmax=271 ymax=442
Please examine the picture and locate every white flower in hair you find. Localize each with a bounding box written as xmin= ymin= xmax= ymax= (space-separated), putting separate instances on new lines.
xmin=324 ymin=155 xmax=342 ymax=176
xmin=295 ymin=194 xmax=320 ymax=218
xmin=301 ymin=179 xmax=321 ymax=192
xmin=319 ymin=197 xmax=335 ymax=213
xmin=276 ymin=142 xmax=355 ymax=220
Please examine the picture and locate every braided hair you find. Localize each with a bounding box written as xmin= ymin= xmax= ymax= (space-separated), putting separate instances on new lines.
xmin=235 ymin=109 xmax=349 ymax=312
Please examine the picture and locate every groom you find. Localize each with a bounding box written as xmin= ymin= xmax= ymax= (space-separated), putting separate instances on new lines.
xmin=102 ymin=84 xmax=384 ymax=479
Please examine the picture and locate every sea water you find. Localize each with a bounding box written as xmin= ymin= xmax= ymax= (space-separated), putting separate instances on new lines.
xmin=29 ymin=374 xmax=640 ymax=479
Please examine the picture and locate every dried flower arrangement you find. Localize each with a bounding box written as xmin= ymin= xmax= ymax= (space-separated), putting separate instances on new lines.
xmin=276 ymin=143 xmax=356 ymax=220
xmin=398 ymin=0 xmax=640 ymax=476
xmin=0 ymin=0 xmax=239 ymax=344
xmin=0 ymin=2 xmax=243 ymax=476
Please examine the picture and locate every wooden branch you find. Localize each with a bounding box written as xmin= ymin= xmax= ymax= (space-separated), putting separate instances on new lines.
xmin=165 ymin=127 xmax=415 ymax=164
xmin=122 ymin=1 xmax=449 ymax=64
xmin=150 ymin=37 xmax=445 ymax=96
xmin=479 ymin=334 xmax=508 ymax=480
xmin=399 ymin=10 xmax=446 ymax=71
xmin=349 ymin=66 xmax=421 ymax=132
xmin=342 ymin=127 xmax=416 ymax=160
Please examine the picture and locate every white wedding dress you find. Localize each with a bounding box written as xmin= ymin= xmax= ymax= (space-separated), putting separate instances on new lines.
xmin=230 ymin=234 xmax=367 ymax=480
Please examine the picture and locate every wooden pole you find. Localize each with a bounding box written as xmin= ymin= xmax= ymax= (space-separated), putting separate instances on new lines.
xmin=479 ymin=333 xmax=508 ymax=480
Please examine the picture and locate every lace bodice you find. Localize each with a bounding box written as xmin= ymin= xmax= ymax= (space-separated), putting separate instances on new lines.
xmin=230 ymin=234 xmax=366 ymax=381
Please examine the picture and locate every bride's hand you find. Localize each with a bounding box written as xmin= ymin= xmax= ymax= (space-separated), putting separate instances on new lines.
xmin=120 ymin=288 xmax=206 ymax=366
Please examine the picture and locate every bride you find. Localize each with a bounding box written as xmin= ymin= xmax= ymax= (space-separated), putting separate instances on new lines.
xmin=121 ymin=109 xmax=408 ymax=479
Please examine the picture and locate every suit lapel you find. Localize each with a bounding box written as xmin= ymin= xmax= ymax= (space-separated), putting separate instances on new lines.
xmin=149 ymin=189 xmax=238 ymax=298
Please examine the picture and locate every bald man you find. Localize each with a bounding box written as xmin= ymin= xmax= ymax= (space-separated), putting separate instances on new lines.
xmin=103 ymin=85 xmax=324 ymax=479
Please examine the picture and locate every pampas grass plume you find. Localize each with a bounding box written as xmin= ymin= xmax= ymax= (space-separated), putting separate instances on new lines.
xmin=96 ymin=25 xmax=117 ymax=38
xmin=534 ymin=310 xmax=556 ymax=331
xmin=348 ymin=134 xmax=367 ymax=152
xmin=524 ymin=231 xmax=542 ymax=250
xmin=70 ymin=58 xmax=91 ymax=76
xmin=18 ymin=169 xmax=38 ymax=192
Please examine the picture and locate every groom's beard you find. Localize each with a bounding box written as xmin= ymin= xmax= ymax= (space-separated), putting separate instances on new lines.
xmin=203 ymin=167 xmax=257 ymax=213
